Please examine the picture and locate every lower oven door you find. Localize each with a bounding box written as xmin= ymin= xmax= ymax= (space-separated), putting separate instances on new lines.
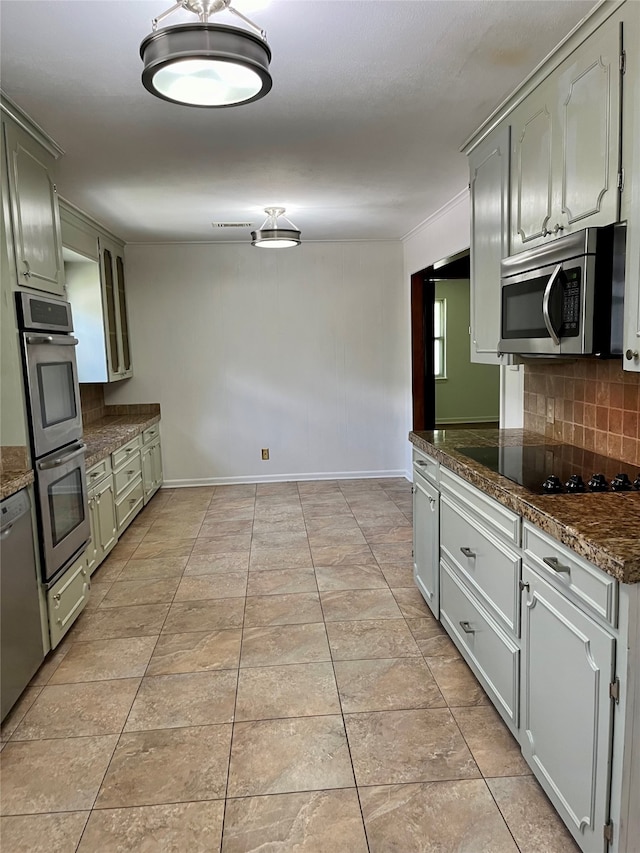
xmin=36 ymin=441 xmax=90 ymax=585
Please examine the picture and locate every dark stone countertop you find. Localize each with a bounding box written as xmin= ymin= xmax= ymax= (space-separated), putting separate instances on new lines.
xmin=84 ymin=412 xmax=161 ymax=469
xmin=410 ymin=428 xmax=640 ymax=584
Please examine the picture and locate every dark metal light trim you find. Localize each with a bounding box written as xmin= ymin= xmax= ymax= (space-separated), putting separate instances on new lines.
xmin=251 ymin=228 xmax=302 ymax=247
xmin=140 ymin=23 xmax=272 ymax=107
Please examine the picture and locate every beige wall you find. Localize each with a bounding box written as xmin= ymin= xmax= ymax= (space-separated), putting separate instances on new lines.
xmin=106 ymin=241 xmax=408 ymax=484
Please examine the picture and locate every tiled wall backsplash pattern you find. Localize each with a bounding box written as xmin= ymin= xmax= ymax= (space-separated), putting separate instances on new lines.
xmin=524 ymin=361 xmax=640 ymax=466
xmin=79 ymin=384 xmax=105 ymax=425
xmin=80 ymin=384 xmax=160 ymax=427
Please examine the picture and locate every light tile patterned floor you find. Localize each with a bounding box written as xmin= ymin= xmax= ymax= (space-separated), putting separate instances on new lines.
xmin=0 ymin=479 xmax=580 ymax=852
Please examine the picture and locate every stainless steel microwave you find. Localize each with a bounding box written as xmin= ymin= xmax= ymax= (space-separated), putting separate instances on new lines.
xmin=499 ymin=224 xmax=625 ymax=357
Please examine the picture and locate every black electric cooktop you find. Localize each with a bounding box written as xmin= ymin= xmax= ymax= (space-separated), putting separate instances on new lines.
xmin=457 ymin=444 xmax=640 ymax=495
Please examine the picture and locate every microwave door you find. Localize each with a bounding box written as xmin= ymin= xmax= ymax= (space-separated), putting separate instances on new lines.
xmin=499 ymin=266 xmax=563 ymax=355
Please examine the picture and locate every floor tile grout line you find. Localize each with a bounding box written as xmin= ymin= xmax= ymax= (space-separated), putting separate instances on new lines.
xmin=220 ymin=493 xmax=255 ymax=850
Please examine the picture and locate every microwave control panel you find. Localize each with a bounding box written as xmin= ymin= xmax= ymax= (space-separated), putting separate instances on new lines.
xmin=560 ymin=268 xmax=581 ymax=336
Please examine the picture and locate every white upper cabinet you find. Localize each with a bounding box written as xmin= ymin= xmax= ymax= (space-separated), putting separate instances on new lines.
xmin=61 ymin=202 xmax=132 ymax=383
xmin=2 ymin=116 xmax=65 ymax=296
xmin=468 ymin=124 xmax=511 ymax=363
xmin=511 ymin=9 xmax=622 ymax=253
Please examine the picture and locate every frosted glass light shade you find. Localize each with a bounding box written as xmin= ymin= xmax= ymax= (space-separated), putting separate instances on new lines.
xmin=141 ymin=23 xmax=272 ymax=107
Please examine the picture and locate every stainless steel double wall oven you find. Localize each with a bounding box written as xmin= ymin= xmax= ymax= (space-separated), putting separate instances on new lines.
xmin=17 ymin=292 xmax=90 ymax=585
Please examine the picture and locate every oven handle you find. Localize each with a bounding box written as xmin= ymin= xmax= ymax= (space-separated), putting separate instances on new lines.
xmin=37 ymin=442 xmax=86 ymax=471
xmin=542 ymin=264 xmax=562 ymax=346
xmin=26 ymin=335 xmax=79 ymax=346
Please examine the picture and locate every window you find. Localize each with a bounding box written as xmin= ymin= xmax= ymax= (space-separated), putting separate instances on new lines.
xmin=434 ymin=297 xmax=446 ymax=379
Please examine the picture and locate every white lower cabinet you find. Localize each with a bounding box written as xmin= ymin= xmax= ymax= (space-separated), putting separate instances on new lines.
xmin=87 ymin=474 xmax=117 ymax=576
xmin=411 ymin=447 xmax=638 ymax=853
xmin=142 ymin=425 xmax=163 ymax=505
xmin=112 ymin=435 xmax=143 ymax=534
xmin=413 ymin=461 xmax=439 ymax=618
xmin=440 ymin=559 xmax=520 ymax=730
xmin=520 ymin=561 xmax=615 ymax=853
xmin=47 ymin=556 xmax=89 ymax=649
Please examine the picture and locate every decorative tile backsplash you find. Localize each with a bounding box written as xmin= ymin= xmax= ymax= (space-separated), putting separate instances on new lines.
xmin=524 ymin=360 xmax=640 ymax=466
xmin=79 ymin=384 xmax=106 ymax=425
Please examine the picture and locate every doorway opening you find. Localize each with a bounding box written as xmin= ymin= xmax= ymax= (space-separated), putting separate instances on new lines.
xmin=411 ymin=249 xmax=500 ymax=431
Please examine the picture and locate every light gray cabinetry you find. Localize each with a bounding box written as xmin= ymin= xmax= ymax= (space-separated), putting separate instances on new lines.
xmin=520 ymin=561 xmax=615 ymax=853
xmin=61 ymin=201 xmax=132 ymax=383
xmin=47 ymin=555 xmax=89 ymax=649
xmin=142 ymin=424 xmax=163 ymax=505
xmin=86 ymin=458 xmax=117 ymax=576
xmin=510 ymin=9 xmax=622 ymax=253
xmin=113 ymin=436 xmax=143 ymax=534
xmin=2 ymin=115 xmax=65 ymax=295
xmin=438 ymin=466 xmax=521 ymax=733
xmin=412 ymin=451 xmax=439 ymax=618
xmin=468 ymin=124 xmax=511 ymax=363
xmin=100 ymin=237 xmax=132 ymax=382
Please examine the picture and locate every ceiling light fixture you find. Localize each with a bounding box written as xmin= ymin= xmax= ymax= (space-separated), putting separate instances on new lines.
xmin=140 ymin=0 xmax=272 ymax=108
xmin=251 ymin=208 xmax=302 ymax=248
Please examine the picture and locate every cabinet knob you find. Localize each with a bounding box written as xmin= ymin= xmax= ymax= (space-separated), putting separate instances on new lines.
xmin=519 ymin=579 xmax=530 ymax=592
xmin=553 ymin=223 xmax=564 ymax=235
xmin=21 ymin=260 xmax=31 ymax=278
xmin=625 ymin=349 xmax=639 ymax=361
xmin=541 ymin=227 xmax=550 ymax=237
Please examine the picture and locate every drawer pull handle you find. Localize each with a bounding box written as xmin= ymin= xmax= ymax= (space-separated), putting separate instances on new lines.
xmin=459 ymin=620 xmax=475 ymax=634
xmin=90 ymin=472 xmax=100 ymax=478
xmin=460 ymin=547 xmax=476 ymax=559
xmin=543 ymin=556 xmax=570 ymax=574
xmin=519 ymin=580 xmax=530 ymax=592
xmin=126 ymin=469 xmax=136 ymax=475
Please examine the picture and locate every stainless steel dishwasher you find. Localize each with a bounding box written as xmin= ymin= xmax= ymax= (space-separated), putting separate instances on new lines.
xmin=1 ymin=488 xmax=45 ymax=721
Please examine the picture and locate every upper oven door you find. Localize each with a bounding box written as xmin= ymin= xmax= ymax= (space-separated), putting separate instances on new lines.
xmin=22 ymin=332 xmax=83 ymax=458
xmin=499 ymin=257 xmax=588 ymax=356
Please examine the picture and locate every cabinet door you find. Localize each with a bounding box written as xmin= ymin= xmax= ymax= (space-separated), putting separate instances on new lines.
xmin=95 ymin=477 xmax=117 ymax=559
xmin=413 ymin=474 xmax=439 ymax=617
xmin=152 ymin=439 xmax=163 ymax=491
xmin=469 ymin=124 xmax=510 ymax=363
xmin=510 ymin=82 xmax=554 ymax=252
xmin=142 ymin=442 xmax=154 ymax=503
xmin=521 ymin=563 xmax=615 ymax=852
xmin=100 ymin=242 xmax=121 ymax=380
xmin=86 ymin=493 xmax=100 ymax=575
xmin=553 ymin=12 xmax=622 ymax=233
xmin=3 ymin=122 xmax=65 ymax=295
xmin=115 ymin=253 xmax=133 ymax=378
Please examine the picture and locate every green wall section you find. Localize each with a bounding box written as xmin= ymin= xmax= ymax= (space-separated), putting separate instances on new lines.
xmin=435 ymin=279 xmax=500 ymax=424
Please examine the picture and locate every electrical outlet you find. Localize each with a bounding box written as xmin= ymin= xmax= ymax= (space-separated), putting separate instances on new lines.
xmin=546 ymin=400 xmax=555 ymax=424
xmin=261 ymin=448 xmax=269 ymax=460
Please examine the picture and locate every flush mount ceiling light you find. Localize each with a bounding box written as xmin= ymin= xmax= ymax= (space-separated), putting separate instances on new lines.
xmin=140 ymin=0 xmax=272 ymax=107
xmin=251 ymin=208 xmax=302 ymax=248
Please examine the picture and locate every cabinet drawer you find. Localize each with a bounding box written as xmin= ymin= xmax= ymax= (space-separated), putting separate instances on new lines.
xmin=413 ymin=448 xmax=438 ymax=486
xmin=86 ymin=457 xmax=112 ymax=488
xmin=112 ymin=436 xmax=142 ymax=470
xmin=113 ymin=452 xmax=142 ymax=497
xmin=142 ymin=424 xmax=160 ymax=445
xmin=441 ymin=494 xmax=520 ymax=635
xmin=523 ymin=523 xmax=618 ymax=627
xmin=116 ymin=477 xmax=144 ymax=533
xmin=47 ymin=556 xmax=90 ymax=649
xmin=440 ymin=466 xmax=520 ymax=545
xmin=440 ymin=559 xmax=520 ymax=730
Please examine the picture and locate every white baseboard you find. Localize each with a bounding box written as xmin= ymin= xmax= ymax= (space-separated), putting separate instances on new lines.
xmin=162 ymin=469 xmax=409 ymax=488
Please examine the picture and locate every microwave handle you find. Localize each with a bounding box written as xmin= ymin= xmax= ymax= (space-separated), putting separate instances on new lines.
xmin=542 ymin=263 xmax=563 ymax=346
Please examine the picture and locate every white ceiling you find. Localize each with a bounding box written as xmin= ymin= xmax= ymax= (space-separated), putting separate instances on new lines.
xmin=0 ymin=0 xmax=597 ymax=244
